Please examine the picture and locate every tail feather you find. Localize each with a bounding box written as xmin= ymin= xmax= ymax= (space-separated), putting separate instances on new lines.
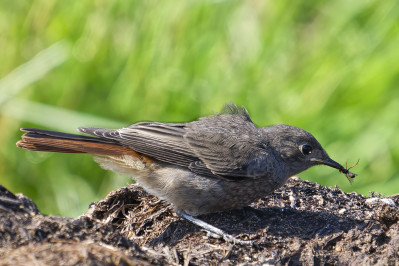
xmin=19 ymin=128 xmax=117 ymax=143
xmin=17 ymin=128 xmax=137 ymax=156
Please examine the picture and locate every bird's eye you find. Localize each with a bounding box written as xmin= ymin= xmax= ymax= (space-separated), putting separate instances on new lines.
xmin=300 ymin=144 xmax=312 ymax=155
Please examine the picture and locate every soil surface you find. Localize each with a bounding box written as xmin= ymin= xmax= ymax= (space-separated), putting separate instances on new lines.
xmin=1 ymin=177 xmax=398 ymax=265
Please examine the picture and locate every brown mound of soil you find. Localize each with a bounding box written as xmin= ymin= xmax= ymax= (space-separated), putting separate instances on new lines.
xmin=1 ymin=177 xmax=398 ymax=265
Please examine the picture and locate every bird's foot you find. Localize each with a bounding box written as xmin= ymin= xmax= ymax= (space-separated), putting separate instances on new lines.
xmin=178 ymin=211 xmax=253 ymax=245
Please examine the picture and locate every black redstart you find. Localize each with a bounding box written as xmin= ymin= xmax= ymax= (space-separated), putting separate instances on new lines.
xmin=17 ymin=103 xmax=356 ymax=244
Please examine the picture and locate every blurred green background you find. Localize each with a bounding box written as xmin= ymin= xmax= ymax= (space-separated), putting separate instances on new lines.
xmin=1 ymin=0 xmax=398 ymax=217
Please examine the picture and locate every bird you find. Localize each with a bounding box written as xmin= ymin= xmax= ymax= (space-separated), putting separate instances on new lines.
xmin=16 ymin=103 xmax=356 ymax=244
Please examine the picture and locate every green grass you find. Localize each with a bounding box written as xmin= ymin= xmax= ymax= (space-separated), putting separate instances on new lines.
xmin=1 ymin=0 xmax=398 ymax=217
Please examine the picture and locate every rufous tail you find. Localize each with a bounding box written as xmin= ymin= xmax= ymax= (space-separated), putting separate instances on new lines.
xmin=17 ymin=128 xmax=139 ymax=157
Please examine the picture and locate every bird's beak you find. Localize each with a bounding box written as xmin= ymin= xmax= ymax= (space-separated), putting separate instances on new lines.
xmin=310 ymin=157 xmax=345 ymax=171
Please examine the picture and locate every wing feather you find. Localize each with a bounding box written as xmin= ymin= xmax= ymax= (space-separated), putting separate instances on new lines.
xmin=79 ymin=104 xmax=273 ymax=180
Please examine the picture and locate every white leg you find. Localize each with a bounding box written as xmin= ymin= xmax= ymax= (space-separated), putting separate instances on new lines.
xmin=178 ymin=211 xmax=253 ymax=245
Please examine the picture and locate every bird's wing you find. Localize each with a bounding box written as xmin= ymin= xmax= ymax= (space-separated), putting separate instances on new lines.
xmin=79 ymin=122 xmax=198 ymax=167
xmin=79 ymin=104 xmax=273 ymax=180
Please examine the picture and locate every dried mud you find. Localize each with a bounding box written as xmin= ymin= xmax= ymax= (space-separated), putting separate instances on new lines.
xmin=1 ymin=177 xmax=398 ymax=265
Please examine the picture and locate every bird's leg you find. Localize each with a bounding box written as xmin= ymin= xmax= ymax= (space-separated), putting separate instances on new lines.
xmin=178 ymin=211 xmax=253 ymax=245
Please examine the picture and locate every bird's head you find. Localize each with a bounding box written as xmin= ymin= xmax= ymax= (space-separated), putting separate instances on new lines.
xmin=265 ymin=124 xmax=349 ymax=177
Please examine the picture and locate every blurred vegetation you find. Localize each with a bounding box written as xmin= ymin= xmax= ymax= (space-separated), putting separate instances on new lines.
xmin=1 ymin=0 xmax=398 ymax=217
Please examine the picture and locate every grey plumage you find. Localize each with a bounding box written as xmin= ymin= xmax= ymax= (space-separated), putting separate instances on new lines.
xmin=17 ymin=103 xmax=356 ymax=244
xmin=75 ymin=103 xmax=348 ymax=216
